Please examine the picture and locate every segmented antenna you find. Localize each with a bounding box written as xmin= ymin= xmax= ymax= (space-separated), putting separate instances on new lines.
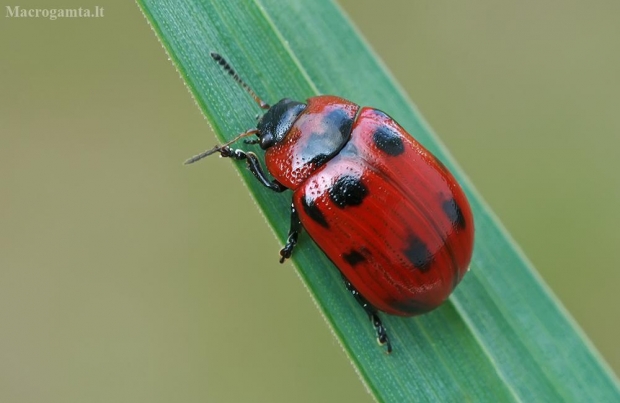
xmin=184 ymin=129 xmax=259 ymax=165
xmin=210 ymin=52 xmax=270 ymax=110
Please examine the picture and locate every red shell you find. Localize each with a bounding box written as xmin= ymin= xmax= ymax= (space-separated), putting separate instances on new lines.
xmin=267 ymin=96 xmax=474 ymax=316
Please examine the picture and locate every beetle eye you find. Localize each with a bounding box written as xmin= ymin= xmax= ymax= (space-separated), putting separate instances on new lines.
xmin=260 ymin=132 xmax=274 ymax=149
xmin=255 ymin=113 xmax=261 ymax=121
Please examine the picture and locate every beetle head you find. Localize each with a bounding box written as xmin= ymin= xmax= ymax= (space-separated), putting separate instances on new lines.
xmin=256 ymin=98 xmax=306 ymax=149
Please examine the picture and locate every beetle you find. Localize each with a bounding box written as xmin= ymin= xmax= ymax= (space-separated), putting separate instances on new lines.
xmin=187 ymin=53 xmax=475 ymax=353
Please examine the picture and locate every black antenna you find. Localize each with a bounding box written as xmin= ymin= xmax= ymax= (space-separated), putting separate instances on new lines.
xmin=210 ymin=52 xmax=270 ymax=110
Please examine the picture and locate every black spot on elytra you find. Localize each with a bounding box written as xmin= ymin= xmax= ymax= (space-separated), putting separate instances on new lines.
xmin=328 ymin=175 xmax=368 ymax=208
xmin=403 ymin=235 xmax=433 ymax=272
xmin=373 ymin=126 xmax=404 ymax=156
xmin=301 ymin=195 xmax=328 ymax=228
xmin=442 ymin=198 xmax=466 ymax=229
xmin=343 ymin=250 xmax=366 ymax=266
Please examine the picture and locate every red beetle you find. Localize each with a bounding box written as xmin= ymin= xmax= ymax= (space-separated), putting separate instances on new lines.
xmin=187 ymin=53 xmax=475 ymax=353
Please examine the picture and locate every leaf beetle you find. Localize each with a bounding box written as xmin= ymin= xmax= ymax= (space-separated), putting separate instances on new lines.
xmin=187 ymin=53 xmax=475 ymax=353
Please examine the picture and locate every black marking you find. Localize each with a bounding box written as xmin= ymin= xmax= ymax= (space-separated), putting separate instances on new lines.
xmin=308 ymin=151 xmax=331 ymax=166
xmin=403 ymin=235 xmax=433 ymax=272
xmin=257 ymin=99 xmax=306 ymax=148
xmin=343 ymin=250 xmax=366 ymax=266
xmin=305 ymin=109 xmax=354 ymax=167
xmin=328 ymin=175 xmax=368 ymax=208
xmin=373 ymin=126 xmax=404 ymax=156
xmin=325 ymin=109 xmax=354 ymax=138
xmin=301 ymin=195 xmax=329 ymax=228
xmin=442 ymin=198 xmax=466 ymax=229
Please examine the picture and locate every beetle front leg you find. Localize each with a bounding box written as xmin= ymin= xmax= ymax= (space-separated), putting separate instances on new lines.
xmin=279 ymin=203 xmax=302 ymax=263
xmin=219 ymin=146 xmax=287 ymax=192
xmin=343 ymin=277 xmax=392 ymax=354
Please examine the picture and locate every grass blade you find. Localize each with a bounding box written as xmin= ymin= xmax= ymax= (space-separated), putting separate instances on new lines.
xmin=137 ymin=0 xmax=620 ymax=401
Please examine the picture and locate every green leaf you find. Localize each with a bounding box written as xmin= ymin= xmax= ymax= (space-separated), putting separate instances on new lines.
xmin=136 ymin=0 xmax=620 ymax=401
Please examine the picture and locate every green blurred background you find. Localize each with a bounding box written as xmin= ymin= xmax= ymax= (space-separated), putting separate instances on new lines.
xmin=1 ymin=0 xmax=618 ymax=401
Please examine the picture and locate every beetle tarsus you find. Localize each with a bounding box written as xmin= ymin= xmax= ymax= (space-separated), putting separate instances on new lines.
xmin=343 ymin=277 xmax=393 ymax=354
xmin=279 ymin=204 xmax=302 ymax=263
xmin=372 ymin=313 xmax=392 ymax=354
xmin=217 ymin=145 xmax=243 ymax=160
xmin=279 ymin=232 xmax=298 ymax=263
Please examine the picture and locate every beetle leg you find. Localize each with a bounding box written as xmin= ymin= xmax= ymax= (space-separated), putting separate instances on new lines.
xmin=343 ymin=277 xmax=392 ymax=354
xmin=279 ymin=203 xmax=302 ymax=263
xmin=219 ymin=146 xmax=287 ymax=192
